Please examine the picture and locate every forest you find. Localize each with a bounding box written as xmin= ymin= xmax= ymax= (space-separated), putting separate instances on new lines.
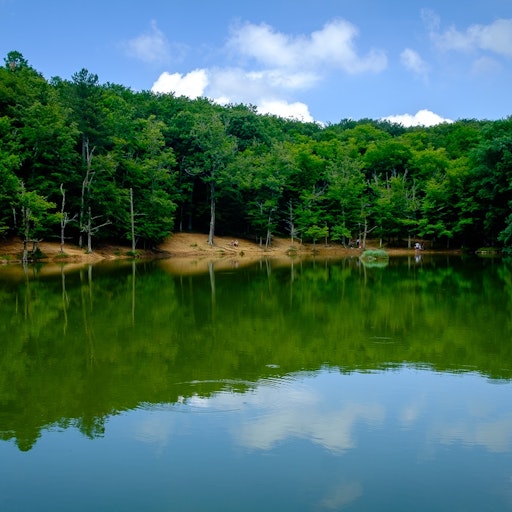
xmin=1 ymin=50 xmax=512 ymax=255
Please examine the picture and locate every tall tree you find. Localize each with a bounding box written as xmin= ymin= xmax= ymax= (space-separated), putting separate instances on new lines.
xmin=188 ymin=111 xmax=237 ymax=245
xmin=125 ymin=115 xmax=178 ymax=246
xmin=326 ymin=156 xmax=366 ymax=245
xmin=231 ymin=143 xmax=291 ymax=247
xmin=469 ymin=119 xmax=512 ymax=246
xmin=0 ymin=116 xmax=20 ymax=234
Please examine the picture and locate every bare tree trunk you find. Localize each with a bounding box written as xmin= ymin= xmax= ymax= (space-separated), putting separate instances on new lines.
xmin=79 ymin=140 xmax=95 ymax=248
xmin=22 ymin=239 xmax=28 ymax=264
xmin=60 ymin=184 xmax=66 ymax=254
xmin=362 ymin=217 xmax=368 ymax=250
xmin=208 ymin=181 xmax=215 ymax=246
xmin=21 ymin=183 xmax=30 ymax=264
xmin=288 ymin=200 xmax=295 ymax=247
xmin=265 ymin=210 xmax=273 ymax=249
xmin=59 ymin=184 xmax=76 ymax=254
xmin=130 ymin=188 xmax=136 ymax=252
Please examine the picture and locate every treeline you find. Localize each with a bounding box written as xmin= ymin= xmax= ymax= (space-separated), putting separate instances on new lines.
xmin=1 ymin=50 xmax=512 ymax=254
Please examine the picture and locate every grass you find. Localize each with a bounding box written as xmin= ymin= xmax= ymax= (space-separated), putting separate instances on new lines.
xmin=476 ymin=247 xmax=501 ymax=254
xmin=361 ymin=249 xmax=389 ymax=260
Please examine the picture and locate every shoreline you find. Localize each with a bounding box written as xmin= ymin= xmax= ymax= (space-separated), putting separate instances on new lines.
xmin=0 ymin=232 xmax=462 ymax=267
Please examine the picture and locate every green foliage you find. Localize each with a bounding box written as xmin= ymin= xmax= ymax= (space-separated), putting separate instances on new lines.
xmin=304 ymin=224 xmax=329 ymax=245
xmin=18 ymin=183 xmax=57 ymax=241
xmin=1 ymin=50 xmax=512 ymax=250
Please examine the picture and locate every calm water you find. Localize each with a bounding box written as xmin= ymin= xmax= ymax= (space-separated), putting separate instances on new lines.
xmin=1 ymin=254 xmax=511 ymax=511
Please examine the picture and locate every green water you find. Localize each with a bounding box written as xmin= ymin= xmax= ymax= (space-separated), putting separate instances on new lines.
xmin=0 ymin=254 xmax=511 ymax=511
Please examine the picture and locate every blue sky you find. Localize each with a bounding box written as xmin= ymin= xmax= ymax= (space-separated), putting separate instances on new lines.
xmin=1 ymin=0 xmax=511 ymax=126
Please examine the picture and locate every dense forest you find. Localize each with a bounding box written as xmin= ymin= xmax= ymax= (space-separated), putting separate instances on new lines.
xmin=1 ymin=50 xmax=512 ymax=255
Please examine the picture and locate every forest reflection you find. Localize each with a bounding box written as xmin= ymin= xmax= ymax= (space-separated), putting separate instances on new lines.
xmin=0 ymin=254 xmax=511 ymax=451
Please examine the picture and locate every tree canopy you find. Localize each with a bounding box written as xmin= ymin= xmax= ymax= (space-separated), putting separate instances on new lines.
xmin=1 ymin=51 xmax=511 ymax=251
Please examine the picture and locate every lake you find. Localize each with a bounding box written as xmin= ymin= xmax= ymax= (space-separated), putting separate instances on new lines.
xmin=1 ymin=254 xmax=511 ymax=511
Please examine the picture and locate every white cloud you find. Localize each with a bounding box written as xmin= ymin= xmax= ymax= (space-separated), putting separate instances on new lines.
xmin=150 ymin=19 xmax=388 ymax=122
xmin=229 ymin=19 xmax=387 ymax=74
xmin=205 ymin=67 xmax=318 ymax=104
xmin=151 ymin=67 xmax=315 ymax=121
xmin=471 ymin=56 xmax=502 ymax=75
xmin=151 ymin=69 xmax=208 ymax=98
xmin=257 ymin=100 xmax=314 ymax=122
xmin=468 ymin=19 xmax=512 ymax=57
xmin=421 ymin=9 xmax=441 ymax=33
xmin=401 ymin=48 xmax=429 ymax=77
xmin=382 ymin=109 xmax=453 ymax=127
xmin=123 ymin=20 xmax=171 ymax=64
xmin=150 ymin=64 xmax=318 ymax=121
xmin=430 ymin=17 xmax=512 ymax=58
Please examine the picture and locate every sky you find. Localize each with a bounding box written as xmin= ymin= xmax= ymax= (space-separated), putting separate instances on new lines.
xmin=1 ymin=0 xmax=511 ymax=126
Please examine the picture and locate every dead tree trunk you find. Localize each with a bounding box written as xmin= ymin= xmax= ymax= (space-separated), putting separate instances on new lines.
xmin=208 ymin=181 xmax=215 ymax=246
xmin=130 ymin=188 xmax=136 ymax=253
xmin=79 ymin=140 xmax=95 ymax=248
xmin=59 ymin=184 xmax=77 ymax=254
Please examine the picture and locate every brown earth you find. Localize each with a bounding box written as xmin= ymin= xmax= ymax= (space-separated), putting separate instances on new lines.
xmin=0 ymin=233 xmax=448 ymax=273
xmin=0 ymin=233 xmax=350 ymax=263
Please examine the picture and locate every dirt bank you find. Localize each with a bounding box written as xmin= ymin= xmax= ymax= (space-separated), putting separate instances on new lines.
xmin=0 ymin=232 xmax=445 ymax=267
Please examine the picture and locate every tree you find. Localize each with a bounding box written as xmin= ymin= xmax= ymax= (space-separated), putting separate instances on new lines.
xmin=326 ymin=156 xmax=366 ymax=246
xmin=68 ymin=69 xmax=107 ymax=160
xmin=78 ymin=139 xmax=94 ymax=248
xmin=469 ymin=119 xmax=512 ymax=247
xmin=58 ymin=184 xmax=77 ymax=254
xmin=417 ymin=173 xmax=454 ymax=248
xmin=304 ymin=224 xmax=329 ymax=248
xmin=124 ymin=115 xmax=177 ymax=247
xmin=371 ymin=172 xmax=414 ymax=246
xmin=17 ymin=182 xmax=56 ymax=262
xmin=363 ymin=139 xmax=412 ymax=179
xmin=188 ymin=111 xmax=237 ymax=245
xmin=0 ymin=117 xmax=20 ymax=235
xmin=231 ymin=143 xmax=291 ymax=247
xmin=4 ymin=51 xmax=29 ymax=71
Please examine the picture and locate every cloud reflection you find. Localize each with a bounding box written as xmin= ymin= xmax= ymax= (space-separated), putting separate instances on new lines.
xmin=187 ymin=377 xmax=385 ymax=453
xmin=238 ymin=401 xmax=384 ymax=452
xmin=318 ymin=480 xmax=363 ymax=510
xmin=433 ymin=414 xmax=512 ymax=453
xmin=129 ymin=370 xmax=512 ymax=462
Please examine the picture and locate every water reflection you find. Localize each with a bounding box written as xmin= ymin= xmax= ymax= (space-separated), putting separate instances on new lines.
xmin=221 ymin=377 xmax=385 ymax=453
xmin=1 ymin=256 xmax=512 ymax=510
xmin=134 ymin=368 xmax=511 ymax=457
xmin=12 ymin=367 xmax=503 ymax=511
